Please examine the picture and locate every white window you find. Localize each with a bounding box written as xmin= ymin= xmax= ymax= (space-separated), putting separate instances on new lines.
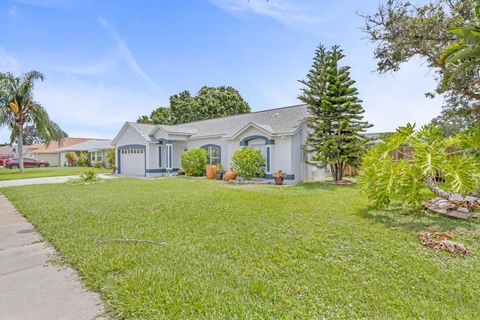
xmin=90 ymin=151 xmax=103 ymax=163
xmin=202 ymin=145 xmax=221 ymax=164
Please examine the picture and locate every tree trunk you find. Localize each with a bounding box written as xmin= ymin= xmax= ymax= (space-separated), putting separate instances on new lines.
xmin=17 ymin=122 xmax=24 ymax=173
xmin=330 ymin=162 xmax=344 ymax=182
xmin=424 ymin=175 xmax=452 ymax=200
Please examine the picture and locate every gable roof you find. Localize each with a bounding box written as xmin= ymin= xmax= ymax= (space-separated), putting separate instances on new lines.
xmin=29 ymin=137 xmax=99 ymax=154
xmin=56 ymin=139 xmax=113 ymax=152
xmin=125 ymin=104 xmax=309 ymax=142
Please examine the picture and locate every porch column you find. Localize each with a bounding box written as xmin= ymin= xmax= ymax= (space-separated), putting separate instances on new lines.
xmin=265 ymin=139 xmax=274 ymax=176
xmin=166 ymin=141 xmax=173 ymax=172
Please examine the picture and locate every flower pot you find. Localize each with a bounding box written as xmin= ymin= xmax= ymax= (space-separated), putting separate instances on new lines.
xmin=215 ymin=172 xmax=224 ymax=180
xmin=275 ymin=177 xmax=284 ymax=185
xmin=178 ymin=171 xmax=185 ymax=176
xmin=206 ymin=164 xmax=216 ymax=179
xmin=224 ymin=169 xmax=237 ymax=181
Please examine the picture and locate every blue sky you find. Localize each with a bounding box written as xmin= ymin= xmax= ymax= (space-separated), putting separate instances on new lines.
xmin=0 ymin=0 xmax=442 ymax=142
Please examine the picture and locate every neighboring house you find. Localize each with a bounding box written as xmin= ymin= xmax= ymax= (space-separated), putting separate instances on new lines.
xmin=28 ymin=137 xmax=104 ymax=166
xmin=57 ymin=139 xmax=113 ymax=167
xmin=112 ymin=104 xmax=333 ymax=183
xmin=0 ymin=145 xmax=16 ymax=156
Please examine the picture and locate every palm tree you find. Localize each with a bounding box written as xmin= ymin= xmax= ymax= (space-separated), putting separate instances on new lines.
xmin=0 ymin=71 xmax=64 ymax=172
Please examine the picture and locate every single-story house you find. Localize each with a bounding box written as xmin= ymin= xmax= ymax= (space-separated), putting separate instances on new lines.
xmin=28 ymin=137 xmax=108 ymax=166
xmin=57 ymin=139 xmax=113 ymax=167
xmin=112 ymin=104 xmax=332 ymax=183
xmin=0 ymin=145 xmax=16 ymax=156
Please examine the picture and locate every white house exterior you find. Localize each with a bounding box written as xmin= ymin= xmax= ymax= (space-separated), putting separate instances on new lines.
xmin=112 ymin=105 xmax=330 ymax=183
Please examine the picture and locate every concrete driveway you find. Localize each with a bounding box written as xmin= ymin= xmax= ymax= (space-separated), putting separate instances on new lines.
xmin=0 ymin=194 xmax=105 ymax=319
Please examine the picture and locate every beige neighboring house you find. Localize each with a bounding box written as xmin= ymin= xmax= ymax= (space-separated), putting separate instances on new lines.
xmin=28 ymin=137 xmax=97 ymax=166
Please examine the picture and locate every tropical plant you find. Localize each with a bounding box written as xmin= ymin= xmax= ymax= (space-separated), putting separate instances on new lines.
xmin=106 ymin=148 xmax=115 ymax=169
xmin=215 ymin=162 xmax=224 ymax=174
xmin=65 ymin=151 xmax=77 ymax=167
xmin=77 ymin=151 xmax=90 ymax=167
xmin=181 ymin=148 xmax=208 ymax=176
xmin=298 ymin=44 xmax=372 ymax=181
xmin=358 ymin=123 xmax=480 ymax=208
xmin=0 ymin=71 xmax=65 ymax=172
xmin=231 ymin=147 xmax=265 ymax=180
xmin=80 ymin=168 xmax=98 ymax=183
xmin=273 ymin=170 xmax=287 ymax=179
xmin=137 ymin=86 xmax=250 ymax=125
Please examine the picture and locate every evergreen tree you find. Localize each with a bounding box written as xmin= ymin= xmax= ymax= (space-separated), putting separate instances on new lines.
xmin=299 ymin=44 xmax=372 ymax=181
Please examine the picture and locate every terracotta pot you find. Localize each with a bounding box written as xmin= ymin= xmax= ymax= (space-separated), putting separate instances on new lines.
xmin=275 ymin=177 xmax=284 ymax=185
xmin=206 ymin=164 xmax=217 ymax=179
xmin=224 ymin=169 xmax=237 ymax=181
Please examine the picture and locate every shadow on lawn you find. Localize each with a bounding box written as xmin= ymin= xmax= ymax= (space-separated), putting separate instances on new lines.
xmin=357 ymin=203 xmax=477 ymax=233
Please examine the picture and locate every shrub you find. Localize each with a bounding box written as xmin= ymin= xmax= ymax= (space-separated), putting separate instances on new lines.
xmin=181 ymin=149 xmax=208 ymax=176
xmin=80 ymin=168 xmax=97 ymax=182
xmin=93 ymin=161 xmax=105 ymax=168
xmin=77 ymin=151 xmax=90 ymax=167
xmin=106 ymin=149 xmax=115 ymax=169
xmin=231 ymin=147 xmax=265 ymax=180
xmin=65 ymin=151 xmax=77 ymax=167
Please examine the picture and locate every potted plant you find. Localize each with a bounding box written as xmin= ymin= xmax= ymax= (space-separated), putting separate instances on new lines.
xmin=224 ymin=168 xmax=237 ymax=181
xmin=273 ymin=170 xmax=287 ymax=185
xmin=206 ymin=164 xmax=216 ymax=179
xmin=178 ymin=168 xmax=186 ymax=176
xmin=215 ymin=163 xmax=225 ymax=180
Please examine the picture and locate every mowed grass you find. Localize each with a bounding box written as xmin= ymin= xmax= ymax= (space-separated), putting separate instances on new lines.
xmin=0 ymin=166 xmax=109 ymax=180
xmin=3 ymin=178 xmax=480 ymax=319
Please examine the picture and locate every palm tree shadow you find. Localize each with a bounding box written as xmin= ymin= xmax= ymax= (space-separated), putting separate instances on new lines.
xmin=357 ymin=203 xmax=478 ymax=233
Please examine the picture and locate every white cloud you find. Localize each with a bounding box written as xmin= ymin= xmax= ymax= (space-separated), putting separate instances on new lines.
xmin=0 ymin=47 xmax=20 ymax=73
xmin=54 ymin=58 xmax=120 ymax=76
xmin=98 ymin=16 xmax=163 ymax=92
xmin=209 ymin=0 xmax=337 ymax=28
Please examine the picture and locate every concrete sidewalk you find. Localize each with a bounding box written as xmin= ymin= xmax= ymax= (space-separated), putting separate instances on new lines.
xmin=0 ymin=193 xmax=105 ymax=320
xmin=0 ymin=173 xmax=116 ymax=188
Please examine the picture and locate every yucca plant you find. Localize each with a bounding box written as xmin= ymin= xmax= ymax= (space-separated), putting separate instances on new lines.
xmin=358 ymin=123 xmax=480 ymax=208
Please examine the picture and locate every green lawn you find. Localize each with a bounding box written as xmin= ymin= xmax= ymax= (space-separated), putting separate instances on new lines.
xmin=0 ymin=166 xmax=110 ymax=180
xmin=2 ymin=178 xmax=480 ymax=319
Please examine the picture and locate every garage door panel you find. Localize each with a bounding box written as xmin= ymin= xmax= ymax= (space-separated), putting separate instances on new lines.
xmin=120 ymin=147 xmax=145 ymax=176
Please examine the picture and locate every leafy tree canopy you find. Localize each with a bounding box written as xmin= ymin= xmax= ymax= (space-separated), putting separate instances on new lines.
xmin=138 ymin=86 xmax=250 ymax=125
xmin=361 ymin=0 xmax=477 ymax=133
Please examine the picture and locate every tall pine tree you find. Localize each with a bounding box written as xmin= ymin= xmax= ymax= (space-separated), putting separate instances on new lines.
xmin=299 ymin=44 xmax=372 ymax=182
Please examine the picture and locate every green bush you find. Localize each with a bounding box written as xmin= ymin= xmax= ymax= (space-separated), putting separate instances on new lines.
xmin=231 ymin=147 xmax=265 ymax=179
xmin=80 ymin=168 xmax=97 ymax=182
xmin=181 ymin=149 xmax=208 ymax=176
xmin=106 ymin=149 xmax=115 ymax=169
xmin=77 ymin=151 xmax=90 ymax=167
xmin=93 ymin=161 xmax=105 ymax=169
